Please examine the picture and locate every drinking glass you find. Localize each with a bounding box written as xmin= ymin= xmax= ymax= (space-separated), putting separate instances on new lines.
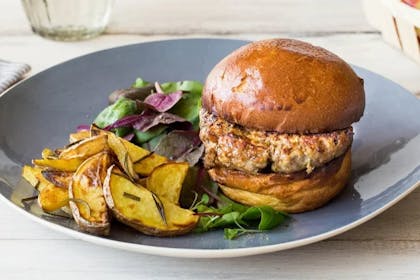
xmin=21 ymin=0 xmax=115 ymax=41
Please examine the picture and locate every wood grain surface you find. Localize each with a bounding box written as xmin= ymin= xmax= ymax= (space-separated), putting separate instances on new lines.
xmin=0 ymin=0 xmax=419 ymax=279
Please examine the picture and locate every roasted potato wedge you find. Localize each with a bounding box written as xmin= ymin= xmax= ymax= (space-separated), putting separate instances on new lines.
xmin=22 ymin=165 xmax=42 ymax=188
xmin=133 ymin=153 xmax=169 ymax=176
xmin=22 ymin=165 xmax=69 ymax=211
xmin=33 ymin=158 xmax=84 ymax=172
xmin=107 ymin=132 xmax=138 ymax=181
xmin=147 ymin=162 xmax=189 ymax=204
xmin=41 ymin=148 xmax=58 ymax=159
xmin=59 ymin=134 xmax=108 ymax=159
xmin=90 ymin=125 xmax=150 ymax=162
xmin=41 ymin=170 xmax=73 ymax=189
xmin=38 ymin=183 xmax=69 ymax=212
xmin=90 ymin=123 xmax=106 ymax=137
xmin=69 ymin=152 xmax=112 ymax=235
xmin=103 ymin=166 xmax=198 ymax=236
xmin=69 ymin=130 xmax=90 ymax=143
xmin=122 ymin=140 xmax=150 ymax=163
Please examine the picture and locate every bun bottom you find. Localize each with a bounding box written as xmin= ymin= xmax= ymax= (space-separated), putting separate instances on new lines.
xmin=209 ymin=150 xmax=351 ymax=213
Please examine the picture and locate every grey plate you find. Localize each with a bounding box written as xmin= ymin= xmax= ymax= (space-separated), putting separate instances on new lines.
xmin=0 ymin=39 xmax=419 ymax=258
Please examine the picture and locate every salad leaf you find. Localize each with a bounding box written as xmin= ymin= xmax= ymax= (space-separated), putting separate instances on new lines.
xmin=217 ymin=193 xmax=249 ymax=214
xmin=143 ymin=130 xmax=168 ymax=151
xmin=191 ymin=183 xmax=288 ymax=239
xmin=160 ymin=81 xmax=203 ymax=126
xmin=223 ymin=228 xmax=262 ymax=240
xmin=241 ymin=206 xmax=285 ymax=230
xmin=94 ymin=98 xmax=137 ymax=137
xmin=108 ymin=86 xmax=154 ymax=104
xmin=183 ymin=145 xmax=204 ymax=167
xmin=153 ymin=130 xmax=202 ymax=165
xmin=140 ymin=90 xmax=183 ymax=113
xmin=104 ymin=111 xmax=188 ymax=132
xmin=161 ymin=80 xmax=203 ymax=95
xmin=132 ymin=110 xmax=191 ymax=132
xmin=134 ymin=125 xmax=166 ymax=144
xmin=132 ymin=77 xmax=150 ymax=88
xmin=224 ymin=228 xmax=242 ymax=240
xmin=123 ymin=133 xmax=134 ymax=141
xmin=76 ymin=124 xmax=90 ymax=132
xmin=104 ymin=114 xmax=143 ymax=130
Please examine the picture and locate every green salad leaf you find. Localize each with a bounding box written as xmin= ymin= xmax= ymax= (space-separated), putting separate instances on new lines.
xmin=93 ymin=77 xmax=203 ymax=148
xmin=192 ymin=189 xmax=288 ymax=239
xmin=94 ymin=97 xmax=137 ymax=137
xmin=134 ymin=125 xmax=166 ymax=145
xmin=132 ymin=77 xmax=150 ymax=88
xmin=161 ymin=80 xmax=203 ymax=129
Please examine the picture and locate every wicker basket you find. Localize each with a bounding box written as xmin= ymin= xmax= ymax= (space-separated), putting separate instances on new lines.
xmin=363 ymin=0 xmax=420 ymax=63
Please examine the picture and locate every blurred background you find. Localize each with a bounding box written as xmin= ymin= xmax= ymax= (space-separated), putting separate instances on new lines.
xmin=1 ymin=0 xmax=419 ymax=97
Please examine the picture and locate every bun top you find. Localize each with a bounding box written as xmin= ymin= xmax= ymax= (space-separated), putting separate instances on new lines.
xmin=201 ymin=39 xmax=365 ymax=133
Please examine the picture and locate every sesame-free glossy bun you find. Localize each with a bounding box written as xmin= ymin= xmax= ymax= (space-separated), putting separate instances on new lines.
xmin=202 ymin=39 xmax=365 ymax=133
xmin=209 ymin=150 xmax=351 ymax=213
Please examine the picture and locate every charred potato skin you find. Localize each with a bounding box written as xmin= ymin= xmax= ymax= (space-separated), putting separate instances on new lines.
xmin=68 ymin=204 xmax=111 ymax=236
xmin=103 ymin=166 xmax=198 ymax=237
xmin=69 ymin=152 xmax=112 ymax=236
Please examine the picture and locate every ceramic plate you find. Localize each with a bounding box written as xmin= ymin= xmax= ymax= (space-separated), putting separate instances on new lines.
xmin=0 ymin=39 xmax=419 ymax=258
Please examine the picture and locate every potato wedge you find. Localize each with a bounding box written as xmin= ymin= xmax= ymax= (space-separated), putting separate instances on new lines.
xmin=107 ymin=132 xmax=138 ymax=181
xmin=133 ymin=153 xmax=169 ymax=176
xmin=33 ymin=158 xmax=84 ymax=172
xmin=22 ymin=165 xmax=42 ymax=188
xmin=146 ymin=162 xmax=189 ymax=204
xmin=38 ymin=183 xmax=69 ymax=212
xmin=103 ymin=166 xmax=198 ymax=236
xmin=89 ymin=125 xmax=151 ymax=162
xmin=69 ymin=130 xmax=90 ymax=143
xmin=69 ymin=152 xmax=112 ymax=235
xmin=41 ymin=148 xmax=58 ymax=159
xmin=22 ymin=165 xmax=69 ymax=211
xmin=90 ymin=123 xmax=106 ymax=137
xmin=122 ymin=140 xmax=150 ymax=163
xmin=41 ymin=170 xmax=73 ymax=189
xmin=59 ymin=134 xmax=108 ymax=159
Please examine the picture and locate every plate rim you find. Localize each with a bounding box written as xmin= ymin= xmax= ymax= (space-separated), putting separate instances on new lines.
xmin=1 ymin=180 xmax=418 ymax=258
xmin=1 ymin=38 xmax=419 ymax=258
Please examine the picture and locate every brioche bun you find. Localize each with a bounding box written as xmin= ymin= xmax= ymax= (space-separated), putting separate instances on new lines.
xmin=202 ymin=39 xmax=365 ymax=134
xmin=211 ymin=150 xmax=351 ymax=213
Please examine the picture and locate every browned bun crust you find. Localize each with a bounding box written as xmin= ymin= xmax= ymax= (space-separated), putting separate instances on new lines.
xmin=202 ymin=39 xmax=365 ymax=133
xmin=209 ymin=150 xmax=351 ymax=213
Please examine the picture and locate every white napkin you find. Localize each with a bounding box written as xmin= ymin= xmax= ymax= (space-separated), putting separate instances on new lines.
xmin=0 ymin=59 xmax=31 ymax=93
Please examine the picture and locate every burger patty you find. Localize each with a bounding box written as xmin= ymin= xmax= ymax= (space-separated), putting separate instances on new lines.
xmin=199 ymin=109 xmax=353 ymax=174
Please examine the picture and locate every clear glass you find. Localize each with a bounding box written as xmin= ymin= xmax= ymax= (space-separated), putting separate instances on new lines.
xmin=21 ymin=0 xmax=115 ymax=41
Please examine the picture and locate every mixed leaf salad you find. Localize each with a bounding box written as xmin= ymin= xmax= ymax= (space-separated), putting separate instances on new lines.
xmin=21 ymin=77 xmax=288 ymax=240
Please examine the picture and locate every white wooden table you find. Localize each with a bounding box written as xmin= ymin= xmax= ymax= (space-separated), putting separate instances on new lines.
xmin=1 ymin=1 xmax=420 ymax=279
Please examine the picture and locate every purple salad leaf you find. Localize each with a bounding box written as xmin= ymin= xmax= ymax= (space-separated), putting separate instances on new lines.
xmin=153 ymin=130 xmax=203 ymax=165
xmin=76 ymin=124 xmax=90 ymax=132
xmin=138 ymin=90 xmax=183 ymax=113
xmin=103 ymin=114 xmax=142 ymax=130
xmin=133 ymin=110 xmax=192 ymax=132
xmin=123 ymin=132 xmax=134 ymax=141
xmin=183 ymin=144 xmax=205 ymax=166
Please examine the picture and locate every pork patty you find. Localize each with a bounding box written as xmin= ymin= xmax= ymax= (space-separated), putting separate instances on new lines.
xmin=199 ymin=109 xmax=353 ymax=174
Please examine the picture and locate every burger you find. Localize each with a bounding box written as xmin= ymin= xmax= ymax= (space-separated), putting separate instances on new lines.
xmin=199 ymin=39 xmax=365 ymax=213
